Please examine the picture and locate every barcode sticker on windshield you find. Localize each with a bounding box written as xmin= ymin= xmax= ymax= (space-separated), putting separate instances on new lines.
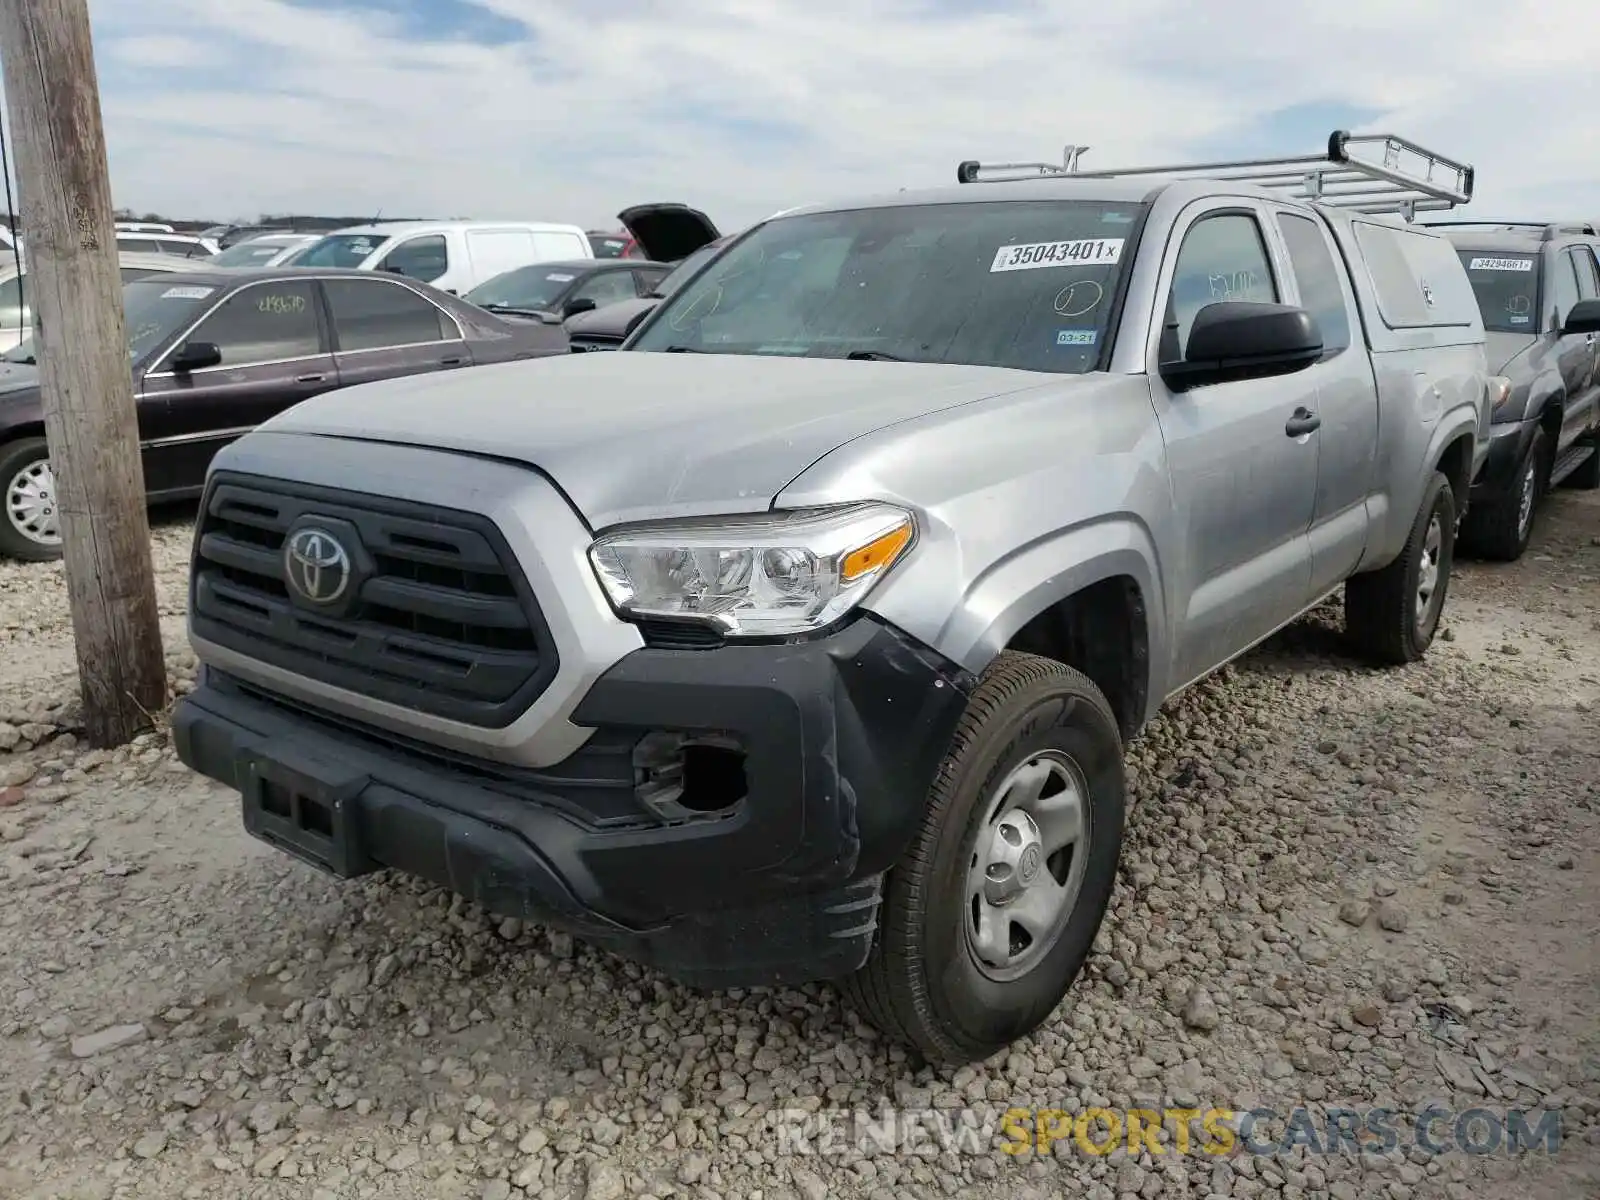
xmin=161 ymin=286 xmax=214 ymax=300
xmin=991 ymin=239 xmax=1123 ymax=272
xmin=546 ymin=273 xmax=575 ymax=282
xmin=1468 ymin=257 xmax=1533 ymax=272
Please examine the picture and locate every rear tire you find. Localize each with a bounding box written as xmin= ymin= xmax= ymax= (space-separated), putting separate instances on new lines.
xmin=1567 ymin=436 xmax=1600 ymax=490
xmin=842 ymin=651 xmax=1125 ymax=1064
xmin=0 ymin=437 xmax=64 ymax=562
xmin=1345 ymin=470 xmax=1455 ymax=666
xmin=1460 ymin=427 xmax=1545 ymax=561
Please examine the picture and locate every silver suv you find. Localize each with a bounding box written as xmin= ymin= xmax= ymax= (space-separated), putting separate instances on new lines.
xmin=173 ymin=133 xmax=1492 ymax=1064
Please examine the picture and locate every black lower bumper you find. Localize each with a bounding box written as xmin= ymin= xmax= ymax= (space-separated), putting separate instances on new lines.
xmin=172 ymin=616 xmax=975 ymax=988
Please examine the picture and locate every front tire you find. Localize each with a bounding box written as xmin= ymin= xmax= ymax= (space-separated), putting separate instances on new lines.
xmin=842 ymin=652 xmax=1125 ymax=1064
xmin=0 ymin=437 xmax=64 ymax=562
xmin=1345 ymin=470 xmax=1455 ymax=665
xmin=1460 ymin=427 xmax=1545 ymax=561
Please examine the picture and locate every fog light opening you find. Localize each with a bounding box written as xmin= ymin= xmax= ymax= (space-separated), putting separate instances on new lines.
xmin=633 ymin=731 xmax=748 ymax=821
xmin=680 ymin=742 xmax=747 ymax=813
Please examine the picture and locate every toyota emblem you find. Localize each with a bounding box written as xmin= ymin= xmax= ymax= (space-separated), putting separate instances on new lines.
xmin=284 ymin=527 xmax=352 ymax=605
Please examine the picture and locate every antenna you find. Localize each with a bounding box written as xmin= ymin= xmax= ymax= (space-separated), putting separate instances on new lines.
xmin=956 ymin=130 xmax=1475 ymax=221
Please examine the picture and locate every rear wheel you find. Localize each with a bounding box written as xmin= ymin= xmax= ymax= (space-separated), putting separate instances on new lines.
xmin=1460 ymin=427 xmax=1545 ymax=561
xmin=0 ymin=437 xmax=64 ymax=562
xmin=842 ymin=652 xmax=1125 ymax=1064
xmin=1345 ymin=470 xmax=1455 ymax=665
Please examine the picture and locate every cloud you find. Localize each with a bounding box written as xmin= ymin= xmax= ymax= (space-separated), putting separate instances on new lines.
xmin=27 ymin=0 xmax=1600 ymax=228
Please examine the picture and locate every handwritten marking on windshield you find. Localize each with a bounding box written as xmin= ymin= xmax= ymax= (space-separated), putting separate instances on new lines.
xmin=1053 ymin=279 xmax=1103 ymax=317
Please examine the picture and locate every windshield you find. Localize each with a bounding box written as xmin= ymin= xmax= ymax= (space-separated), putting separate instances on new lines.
xmin=4 ymin=278 xmax=220 ymax=365
xmin=292 ymin=233 xmax=388 ymax=269
xmin=652 ymin=241 xmax=723 ymax=297
xmin=211 ymin=240 xmax=293 ymax=268
xmin=464 ymin=265 xmax=578 ymax=311
xmin=631 ymin=200 xmax=1143 ymax=371
xmin=1456 ymin=250 xmax=1542 ymax=334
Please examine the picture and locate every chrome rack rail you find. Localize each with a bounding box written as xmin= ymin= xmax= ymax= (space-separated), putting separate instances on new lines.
xmin=955 ymin=131 xmax=1475 ymax=222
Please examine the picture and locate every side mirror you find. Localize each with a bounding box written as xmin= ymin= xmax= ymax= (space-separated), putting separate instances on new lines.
xmin=1560 ymin=297 xmax=1600 ymax=335
xmin=563 ymin=297 xmax=598 ymax=319
xmin=1159 ymin=301 xmax=1323 ymax=392
xmin=169 ymin=340 xmax=222 ymax=372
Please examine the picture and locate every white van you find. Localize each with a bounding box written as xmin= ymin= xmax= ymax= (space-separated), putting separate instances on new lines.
xmin=289 ymin=221 xmax=593 ymax=295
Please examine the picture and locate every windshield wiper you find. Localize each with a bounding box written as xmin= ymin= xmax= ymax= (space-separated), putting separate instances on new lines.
xmin=483 ymin=303 xmax=549 ymax=318
xmin=662 ymin=345 xmax=705 ymax=353
xmin=845 ymin=349 xmax=906 ymax=362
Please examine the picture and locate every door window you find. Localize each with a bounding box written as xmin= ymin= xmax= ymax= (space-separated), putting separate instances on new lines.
xmin=634 ymin=266 xmax=671 ymax=295
xmin=1276 ymin=213 xmax=1352 ymax=355
xmin=1548 ymin=252 xmax=1581 ymax=331
xmin=1165 ymin=213 xmax=1278 ymax=358
xmin=571 ymin=271 xmax=639 ymax=308
xmin=1568 ymin=248 xmax=1600 ymax=299
xmin=379 ymin=235 xmax=449 ymax=283
xmin=324 ymin=278 xmax=450 ymax=351
xmin=176 ymin=280 xmax=322 ymax=368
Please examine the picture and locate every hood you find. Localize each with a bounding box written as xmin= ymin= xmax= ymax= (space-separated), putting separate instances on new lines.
xmin=564 ymin=296 xmax=657 ymax=338
xmin=617 ymin=203 xmax=720 ymax=263
xmin=1484 ymin=331 xmax=1538 ymax=375
xmin=258 ymin=352 xmax=1058 ymax=528
xmin=0 ymin=362 xmax=39 ymax=394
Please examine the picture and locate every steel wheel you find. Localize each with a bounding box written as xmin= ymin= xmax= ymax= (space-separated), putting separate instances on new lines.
xmin=965 ymin=749 xmax=1091 ymax=982
xmin=4 ymin=454 xmax=60 ymax=548
xmin=1414 ymin=512 xmax=1443 ymax=625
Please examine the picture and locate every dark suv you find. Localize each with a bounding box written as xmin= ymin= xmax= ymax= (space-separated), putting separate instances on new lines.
xmin=1430 ymin=221 xmax=1600 ymax=558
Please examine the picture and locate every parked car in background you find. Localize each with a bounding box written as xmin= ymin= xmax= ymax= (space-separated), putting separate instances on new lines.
xmin=1425 ymin=220 xmax=1600 ymax=559
xmin=116 ymin=221 xmax=176 ymax=234
xmin=210 ymin=233 xmax=322 ymax=269
xmin=116 ymin=230 xmax=219 ymax=259
xmin=0 ymin=251 xmax=213 ymax=355
xmin=0 ymin=227 xmax=17 ymax=253
xmin=291 ymin=221 xmax=593 ymax=295
xmin=0 ymin=267 xmax=568 ymax=559
xmin=566 ymin=237 xmax=729 ymax=351
xmin=168 ymin=132 xmax=1490 ymax=1064
xmin=464 ymin=258 xmax=672 ymax=322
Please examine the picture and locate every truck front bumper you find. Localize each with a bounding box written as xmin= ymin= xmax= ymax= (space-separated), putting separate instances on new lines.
xmin=173 ymin=616 xmax=975 ymax=988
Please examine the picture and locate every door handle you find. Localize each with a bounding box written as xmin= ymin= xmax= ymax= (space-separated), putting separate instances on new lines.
xmin=1285 ymin=408 xmax=1321 ymax=438
xmin=295 ymin=373 xmax=326 ymax=383
xmin=439 ymin=356 xmax=464 ymax=367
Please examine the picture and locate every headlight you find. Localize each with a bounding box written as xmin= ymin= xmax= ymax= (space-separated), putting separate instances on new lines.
xmin=589 ymin=504 xmax=915 ymax=637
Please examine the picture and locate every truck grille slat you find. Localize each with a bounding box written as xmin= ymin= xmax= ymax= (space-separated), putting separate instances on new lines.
xmin=191 ymin=475 xmax=559 ymax=728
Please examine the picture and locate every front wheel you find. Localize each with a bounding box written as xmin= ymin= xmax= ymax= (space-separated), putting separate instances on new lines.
xmin=1460 ymin=427 xmax=1545 ymax=561
xmin=0 ymin=437 xmax=64 ymax=562
xmin=842 ymin=652 xmax=1125 ymax=1064
xmin=1345 ymin=470 xmax=1456 ymax=665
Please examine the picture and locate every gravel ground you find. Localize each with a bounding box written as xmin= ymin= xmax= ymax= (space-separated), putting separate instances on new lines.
xmin=1 ymin=492 xmax=1596 ymax=1200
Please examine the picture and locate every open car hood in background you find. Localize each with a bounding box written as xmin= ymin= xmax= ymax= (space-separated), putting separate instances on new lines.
xmin=617 ymin=203 xmax=720 ymax=263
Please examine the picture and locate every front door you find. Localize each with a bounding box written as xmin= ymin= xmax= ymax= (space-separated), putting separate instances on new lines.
xmin=1146 ymin=204 xmax=1320 ymax=688
xmin=1561 ymin=247 xmax=1600 ymax=447
xmin=138 ymin=277 xmax=337 ymax=494
xmin=321 ymin=277 xmax=472 ymax=388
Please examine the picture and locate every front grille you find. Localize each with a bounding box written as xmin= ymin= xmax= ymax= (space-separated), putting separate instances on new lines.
xmin=568 ymin=335 xmax=622 ymax=353
xmin=191 ymin=473 xmax=559 ymax=728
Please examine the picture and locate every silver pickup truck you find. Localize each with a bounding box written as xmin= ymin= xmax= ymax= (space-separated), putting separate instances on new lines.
xmin=173 ymin=133 xmax=1493 ymax=1064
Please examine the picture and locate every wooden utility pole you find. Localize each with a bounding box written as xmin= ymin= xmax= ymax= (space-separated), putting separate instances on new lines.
xmin=0 ymin=0 xmax=166 ymax=745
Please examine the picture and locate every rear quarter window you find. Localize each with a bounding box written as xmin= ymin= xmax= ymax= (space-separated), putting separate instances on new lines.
xmin=1353 ymin=223 xmax=1478 ymax=330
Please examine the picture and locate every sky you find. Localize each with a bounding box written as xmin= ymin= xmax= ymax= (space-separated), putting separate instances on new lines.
xmin=1 ymin=0 xmax=1596 ymax=231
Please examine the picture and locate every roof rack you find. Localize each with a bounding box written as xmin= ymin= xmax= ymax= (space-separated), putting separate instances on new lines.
xmin=1416 ymin=219 xmax=1595 ymax=240
xmin=955 ymin=130 xmax=1474 ymax=221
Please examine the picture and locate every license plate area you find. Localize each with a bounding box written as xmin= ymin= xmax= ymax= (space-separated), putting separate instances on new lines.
xmin=241 ymin=752 xmax=373 ymax=878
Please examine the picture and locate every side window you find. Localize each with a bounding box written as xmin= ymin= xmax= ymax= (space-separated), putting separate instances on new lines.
xmin=116 ymin=236 xmax=151 ymax=254
xmin=1568 ymin=248 xmax=1600 ymax=300
xmin=571 ymin=271 xmax=639 ymax=308
xmin=179 ymin=281 xmax=322 ymax=367
xmin=0 ymin=274 xmax=26 ymax=329
xmin=379 ymin=235 xmax=449 ymax=283
xmin=1276 ymin=213 xmax=1352 ymax=354
xmin=1165 ymin=213 xmax=1277 ymax=357
xmin=634 ymin=267 xmax=669 ymax=295
xmin=324 ymin=279 xmax=449 ymax=351
xmin=1548 ymin=252 xmax=1581 ymax=331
